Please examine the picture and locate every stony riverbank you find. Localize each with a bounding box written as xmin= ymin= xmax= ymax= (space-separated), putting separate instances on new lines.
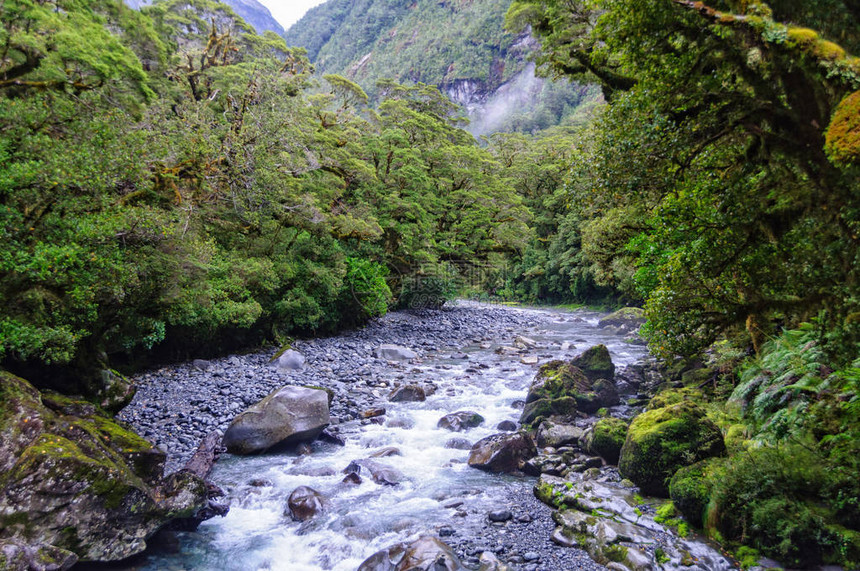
xmin=119 ymin=304 xmax=549 ymax=474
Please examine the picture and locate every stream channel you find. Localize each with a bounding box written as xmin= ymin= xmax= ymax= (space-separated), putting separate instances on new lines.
xmin=111 ymin=302 xmax=730 ymax=571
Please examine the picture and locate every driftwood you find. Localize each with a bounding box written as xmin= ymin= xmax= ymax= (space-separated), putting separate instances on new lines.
xmin=181 ymin=431 xmax=224 ymax=479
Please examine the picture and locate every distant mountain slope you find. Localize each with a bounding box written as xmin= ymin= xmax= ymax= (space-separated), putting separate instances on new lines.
xmin=125 ymin=0 xmax=283 ymax=35
xmin=285 ymin=0 xmax=599 ymax=135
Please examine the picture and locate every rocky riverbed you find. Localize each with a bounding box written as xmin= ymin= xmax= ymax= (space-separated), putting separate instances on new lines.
xmin=115 ymin=302 xmax=731 ymax=571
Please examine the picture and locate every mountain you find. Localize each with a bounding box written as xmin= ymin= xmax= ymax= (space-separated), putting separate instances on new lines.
xmin=284 ymin=0 xmax=599 ymax=135
xmin=125 ymin=0 xmax=283 ymax=36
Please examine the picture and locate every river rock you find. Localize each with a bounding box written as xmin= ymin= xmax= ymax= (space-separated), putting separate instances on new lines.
xmin=570 ymin=344 xmax=615 ymax=382
xmin=221 ymin=386 xmax=330 ymax=455
xmin=0 ymin=372 xmax=211 ymax=564
xmin=445 ymin=437 xmax=473 ymax=450
xmin=581 ymin=417 xmax=628 ymax=464
xmin=344 ymin=459 xmax=403 ymax=485
xmin=374 ymin=344 xmax=418 ymax=361
xmin=276 ymin=349 xmax=305 ymax=371
xmin=597 ymin=307 xmax=646 ymax=334
xmin=388 ymin=385 xmax=426 ymax=402
xmin=478 ymin=551 xmax=512 ymax=571
xmin=286 ymin=486 xmax=327 ymax=521
xmin=536 ymin=420 xmax=584 ymax=448
xmin=468 ymin=432 xmax=537 ymax=473
xmin=357 ymin=534 xmax=464 ymax=571
xmin=496 ymin=420 xmax=517 ymax=431
xmin=0 ymin=538 xmax=78 ymax=571
xmin=438 ymin=411 xmax=485 ymax=432
xmin=520 ymin=356 xmax=620 ymax=426
xmin=619 ymin=401 xmax=725 ymax=496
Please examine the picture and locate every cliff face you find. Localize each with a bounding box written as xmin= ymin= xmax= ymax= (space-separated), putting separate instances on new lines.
xmin=285 ymin=0 xmax=599 ymax=134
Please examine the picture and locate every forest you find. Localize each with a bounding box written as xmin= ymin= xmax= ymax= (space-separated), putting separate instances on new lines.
xmin=1 ymin=0 xmax=859 ymax=568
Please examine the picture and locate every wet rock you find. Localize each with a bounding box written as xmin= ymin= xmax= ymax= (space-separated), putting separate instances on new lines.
xmin=286 ymin=486 xmax=327 ymax=521
xmin=468 ymin=432 xmax=537 ymax=473
xmin=570 ymin=345 xmax=616 ymax=383
xmin=496 ymin=420 xmax=517 ymax=431
xmin=221 ymin=386 xmax=330 ymax=455
xmin=276 ymin=349 xmax=305 ymax=371
xmin=388 ymin=385 xmax=426 ymax=402
xmin=0 ymin=373 xmax=211 ymax=564
xmin=619 ymin=402 xmax=725 ymax=496
xmin=358 ymin=534 xmax=464 ymax=571
xmin=387 ymin=416 xmax=416 ymax=429
xmin=345 ymin=459 xmax=403 ymax=485
xmin=0 ymin=538 xmax=78 ymax=571
xmin=520 ymin=355 xmax=539 ymax=365
xmin=445 ymin=437 xmax=473 ymax=450
xmin=342 ymin=473 xmax=362 ymax=485
xmin=438 ymin=411 xmax=485 ymax=432
xmin=536 ymin=421 xmax=584 ymax=449
xmin=374 ymin=344 xmax=418 ymax=361
xmin=362 ymin=407 xmax=386 ymax=419
xmin=488 ymin=509 xmax=512 ymax=522
xmin=478 ymin=551 xmax=512 ymax=570
xmin=581 ymin=418 xmax=628 ymax=465
xmin=370 ymin=446 xmax=402 ymax=458
xmin=515 ymin=335 xmax=538 ymax=349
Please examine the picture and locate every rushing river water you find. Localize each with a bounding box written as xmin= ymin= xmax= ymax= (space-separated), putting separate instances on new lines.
xmin=123 ymin=304 xmax=651 ymax=571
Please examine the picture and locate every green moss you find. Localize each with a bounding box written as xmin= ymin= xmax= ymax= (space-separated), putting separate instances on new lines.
xmin=669 ymin=460 xmax=716 ymax=527
xmin=585 ymin=417 xmax=628 ymax=464
xmin=619 ymin=402 xmax=726 ymax=496
xmin=825 ymin=90 xmax=860 ymax=167
xmin=814 ymin=39 xmax=847 ymax=60
xmin=603 ymin=543 xmax=628 ymax=563
xmin=647 ymin=387 xmax=704 ymax=410
xmin=571 ymin=344 xmax=615 ymax=381
xmin=786 ymin=27 xmax=818 ymax=46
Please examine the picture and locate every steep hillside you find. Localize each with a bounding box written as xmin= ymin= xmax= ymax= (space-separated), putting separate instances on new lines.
xmin=285 ymin=0 xmax=599 ymax=134
xmin=125 ymin=0 xmax=283 ymax=35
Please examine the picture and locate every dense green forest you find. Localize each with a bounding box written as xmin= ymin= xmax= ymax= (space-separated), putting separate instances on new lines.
xmin=1 ymin=0 xmax=859 ymax=566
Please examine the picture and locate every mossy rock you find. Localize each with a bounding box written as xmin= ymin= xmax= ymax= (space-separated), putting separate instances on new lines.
xmin=583 ymin=417 xmax=628 ymax=464
xmin=527 ymin=361 xmax=591 ymax=403
xmin=646 ymin=388 xmax=705 ymax=411
xmin=571 ymin=345 xmax=615 ymax=382
xmin=619 ymin=401 xmax=726 ymax=496
xmin=0 ymin=372 xmax=209 ymax=563
xmin=520 ymin=396 xmax=577 ymax=427
xmin=668 ymin=459 xmax=718 ymax=527
xmin=598 ymin=307 xmax=645 ymax=330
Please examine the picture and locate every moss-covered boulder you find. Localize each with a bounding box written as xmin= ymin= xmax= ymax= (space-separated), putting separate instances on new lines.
xmin=619 ymin=402 xmax=725 ymax=496
xmin=582 ymin=417 xmax=628 ymax=464
xmin=668 ymin=460 xmax=716 ymax=528
xmin=520 ymin=355 xmax=619 ymax=427
xmin=570 ymin=345 xmax=615 ymax=382
xmin=597 ymin=307 xmax=646 ymax=334
xmin=468 ymin=432 xmax=537 ymax=473
xmin=0 ymin=371 xmax=212 ymax=565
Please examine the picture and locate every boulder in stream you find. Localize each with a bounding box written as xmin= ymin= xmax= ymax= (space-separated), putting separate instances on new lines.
xmin=374 ymin=344 xmax=418 ymax=361
xmin=222 ymin=385 xmax=330 ymax=455
xmin=437 ymin=411 xmax=485 ymax=432
xmin=0 ymin=372 xmax=211 ymax=566
xmin=619 ymin=401 xmax=725 ymax=496
xmin=468 ymin=432 xmax=537 ymax=473
xmin=344 ymin=459 xmax=403 ymax=485
xmin=286 ymin=486 xmax=327 ymax=521
xmin=536 ymin=420 xmax=584 ymax=448
xmin=597 ymin=307 xmax=646 ymax=334
xmin=570 ymin=344 xmax=615 ymax=383
xmin=388 ymin=384 xmax=426 ymax=402
xmin=581 ymin=417 xmax=628 ymax=465
xmin=358 ymin=534 xmax=464 ymax=571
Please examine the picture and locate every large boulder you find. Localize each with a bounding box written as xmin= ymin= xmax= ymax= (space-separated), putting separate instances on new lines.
xmin=275 ymin=349 xmax=305 ymax=371
xmin=570 ymin=344 xmax=615 ymax=383
xmin=582 ymin=417 xmax=628 ymax=465
xmin=222 ymin=385 xmax=330 ymax=455
xmin=468 ymin=432 xmax=537 ymax=473
xmin=619 ymin=402 xmax=725 ymax=496
xmin=374 ymin=344 xmax=418 ymax=361
xmin=437 ymin=411 xmax=485 ymax=432
xmin=358 ymin=534 xmax=464 ymax=571
xmin=0 ymin=372 xmax=211 ymax=566
xmin=535 ymin=421 xmax=584 ymax=449
xmin=520 ymin=355 xmax=619 ymax=427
